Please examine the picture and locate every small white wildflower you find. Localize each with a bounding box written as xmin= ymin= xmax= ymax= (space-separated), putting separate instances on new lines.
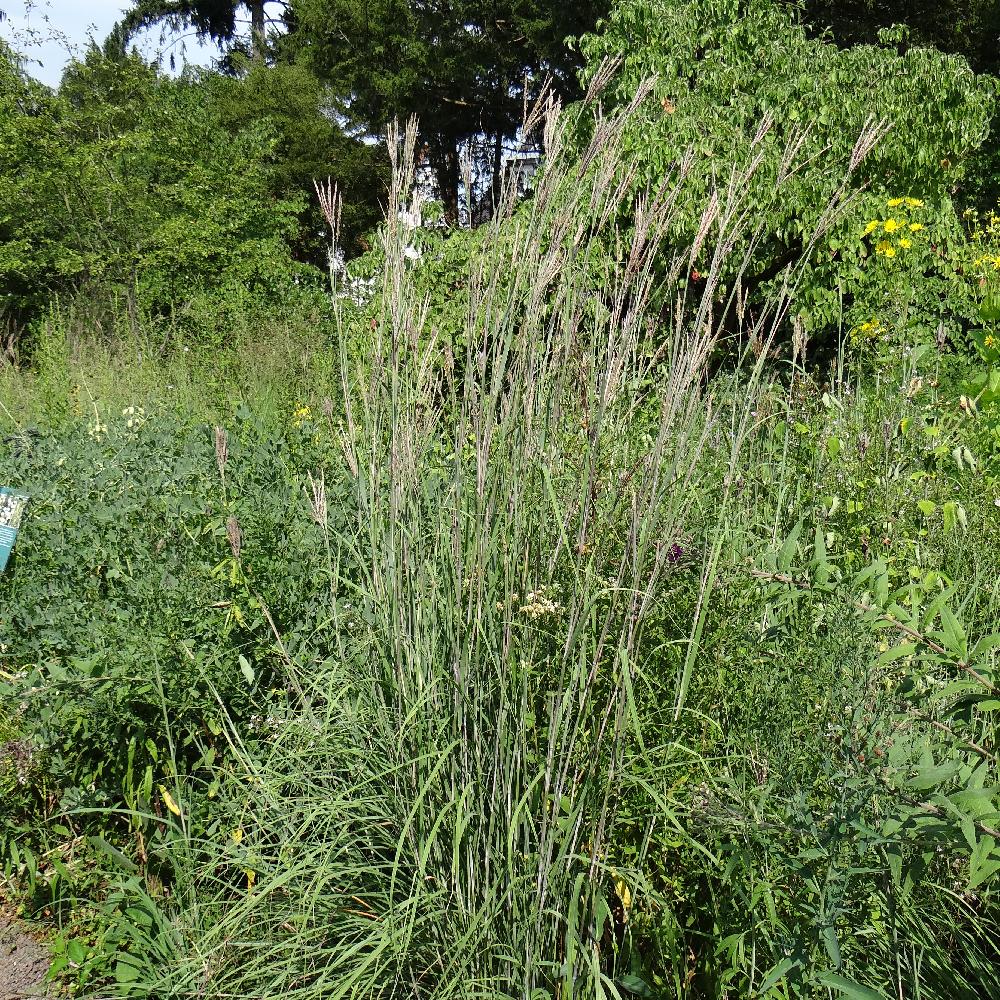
xmin=519 ymin=587 xmax=563 ymax=619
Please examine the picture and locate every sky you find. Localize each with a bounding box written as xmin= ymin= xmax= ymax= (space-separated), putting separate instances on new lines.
xmin=1 ymin=0 xmax=220 ymax=87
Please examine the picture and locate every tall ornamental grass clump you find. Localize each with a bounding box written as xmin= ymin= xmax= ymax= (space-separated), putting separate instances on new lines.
xmin=122 ymin=90 xmax=829 ymax=999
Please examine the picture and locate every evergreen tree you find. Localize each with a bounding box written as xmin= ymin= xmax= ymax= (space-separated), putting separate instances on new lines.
xmin=290 ymin=0 xmax=609 ymax=222
xmin=115 ymin=1 xmax=273 ymax=63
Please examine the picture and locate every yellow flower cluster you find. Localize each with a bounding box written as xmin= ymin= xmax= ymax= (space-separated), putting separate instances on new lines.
xmin=852 ymin=319 xmax=882 ymax=340
xmin=292 ymin=403 xmax=312 ymax=429
xmin=864 ymin=198 xmax=926 ymax=257
xmin=967 ymin=206 xmax=1000 ymax=243
xmin=966 ymin=203 xmax=1000 ymax=288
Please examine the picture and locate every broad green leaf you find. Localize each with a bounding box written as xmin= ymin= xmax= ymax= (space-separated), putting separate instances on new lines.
xmin=757 ymin=956 xmax=800 ymax=995
xmin=822 ymin=924 xmax=842 ymax=969
xmin=777 ymin=518 xmax=804 ymax=573
xmin=815 ymin=972 xmax=887 ymax=999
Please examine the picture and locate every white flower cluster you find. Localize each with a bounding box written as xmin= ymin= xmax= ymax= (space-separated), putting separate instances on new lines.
xmin=336 ymin=272 xmax=379 ymax=307
xmin=519 ymin=586 xmax=563 ymax=620
xmin=123 ymin=405 xmax=147 ymax=433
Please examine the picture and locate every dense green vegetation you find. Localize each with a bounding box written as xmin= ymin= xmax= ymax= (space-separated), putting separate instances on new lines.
xmin=3 ymin=1 xmax=1000 ymax=997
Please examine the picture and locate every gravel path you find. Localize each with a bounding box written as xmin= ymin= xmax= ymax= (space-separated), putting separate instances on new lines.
xmin=0 ymin=908 xmax=49 ymax=999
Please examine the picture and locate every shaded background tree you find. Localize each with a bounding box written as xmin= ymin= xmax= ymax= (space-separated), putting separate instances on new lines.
xmin=109 ymin=0 xmax=386 ymax=262
xmin=792 ymin=0 xmax=1000 ymax=74
xmin=113 ymin=0 xmax=276 ymax=63
xmin=290 ymin=0 xmax=610 ymax=222
xmin=0 ymin=44 xmax=308 ymax=343
xmin=208 ymin=60 xmax=388 ymax=260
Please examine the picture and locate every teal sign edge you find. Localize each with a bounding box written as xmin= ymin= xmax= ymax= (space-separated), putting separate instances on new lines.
xmin=0 ymin=488 xmax=29 ymax=573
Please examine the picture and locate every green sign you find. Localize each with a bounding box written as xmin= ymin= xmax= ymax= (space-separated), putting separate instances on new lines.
xmin=0 ymin=488 xmax=28 ymax=572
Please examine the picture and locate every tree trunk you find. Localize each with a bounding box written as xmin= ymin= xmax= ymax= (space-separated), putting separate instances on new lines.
xmin=249 ymin=0 xmax=266 ymax=62
xmin=489 ymin=71 xmax=509 ymax=220
xmin=431 ymin=137 xmax=461 ymax=226
xmin=489 ymin=129 xmax=504 ymax=220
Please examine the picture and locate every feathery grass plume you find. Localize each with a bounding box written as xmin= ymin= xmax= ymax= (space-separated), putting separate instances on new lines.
xmin=306 ymin=470 xmax=327 ymax=529
xmin=213 ymin=425 xmax=228 ymax=488
xmin=225 ymin=515 xmax=242 ymax=562
xmin=313 ymin=177 xmax=340 ymax=240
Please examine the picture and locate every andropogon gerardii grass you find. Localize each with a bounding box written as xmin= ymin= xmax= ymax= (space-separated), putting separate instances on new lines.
xmin=99 ymin=80 xmax=879 ymax=1000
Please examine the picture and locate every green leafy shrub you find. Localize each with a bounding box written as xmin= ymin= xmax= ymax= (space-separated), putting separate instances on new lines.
xmin=0 ymin=405 xmax=351 ymax=910
xmin=576 ymin=0 xmax=995 ymax=342
xmin=0 ymin=46 xmax=316 ymax=347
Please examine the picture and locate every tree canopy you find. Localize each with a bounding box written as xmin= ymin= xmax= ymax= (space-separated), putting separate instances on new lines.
xmin=114 ymin=0 xmax=272 ymax=62
xmin=0 ymin=43 xmax=375 ymax=339
xmin=289 ymin=0 xmax=609 ymax=221
xmin=794 ymin=0 xmax=1000 ymax=74
xmin=577 ymin=0 xmax=996 ymax=335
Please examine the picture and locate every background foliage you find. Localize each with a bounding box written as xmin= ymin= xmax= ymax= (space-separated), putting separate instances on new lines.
xmin=576 ymin=0 xmax=996 ymax=342
xmin=3 ymin=1 xmax=1000 ymax=997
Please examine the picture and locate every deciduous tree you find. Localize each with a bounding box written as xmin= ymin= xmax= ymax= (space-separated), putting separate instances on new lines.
xmin=577 ymin=0 xmax=996 ymax=339
xmin=0 ymin=45 xmax=308 ymax=340
xmin=793 ymin=0 xmax=1000 ymax=74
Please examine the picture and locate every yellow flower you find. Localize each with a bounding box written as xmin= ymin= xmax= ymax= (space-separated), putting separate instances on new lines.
xmin=887 ymin=198 xmax=904 ymax=208
xmin=986 ymin=335 xmax=997 ymax=349
xmin=909 ymin=223 xmax=924 ymax=232
xmin=875 ymin=240 xmax=895 ymax=257
xmin=883 ymin=219 xmax=901 ymax=234
xmin=863 ymin=220 xmax=880 ymax=236
xmin=898 ymin=238 xmax=912 ymax=249
xmin=231 ymin=827 xmax=244 ymax=844
xmin=904 ymin=197 xmax=924 ymax=208
xmin=159 ymin=786 xmax=182 ymax=817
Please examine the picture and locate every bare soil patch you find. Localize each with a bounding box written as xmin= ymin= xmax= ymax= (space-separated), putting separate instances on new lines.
xmin=0 ymin=908 xmax=49 ymax=999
